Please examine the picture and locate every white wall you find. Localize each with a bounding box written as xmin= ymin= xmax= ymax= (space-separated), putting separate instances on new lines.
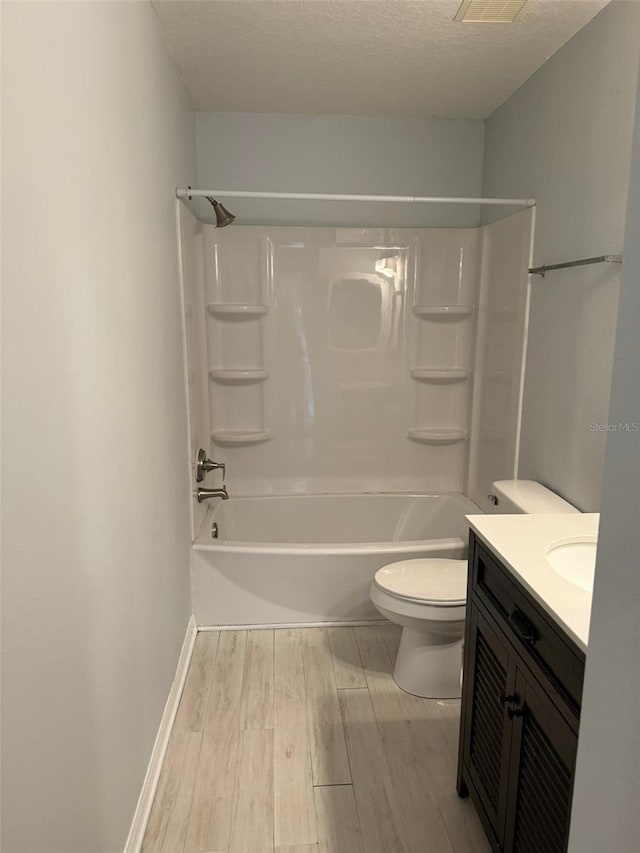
xmin=1 ymin=3 xmax=196 ymax=851
xmin=195 ymin=112 xmax=485 ymax=227
xmin=568 ymin=61 xmax=640 ymax=853
xmin=482 ymin=0 xmax=640 ymax=511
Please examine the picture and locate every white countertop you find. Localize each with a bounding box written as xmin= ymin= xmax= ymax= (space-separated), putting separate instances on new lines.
xmin=466 ymin=513 xmax=600 ymax=653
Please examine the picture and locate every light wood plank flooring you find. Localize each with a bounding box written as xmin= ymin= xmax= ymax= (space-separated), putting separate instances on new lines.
xmin=143 ymin=625 xmax=491 ymax=853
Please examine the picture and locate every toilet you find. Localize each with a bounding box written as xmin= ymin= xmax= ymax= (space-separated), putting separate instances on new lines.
xmin=370 ymin=480 xmax=579 ymax=698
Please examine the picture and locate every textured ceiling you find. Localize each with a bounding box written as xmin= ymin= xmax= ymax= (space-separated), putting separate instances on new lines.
xmin=151 ymin=0 xmax=610 ymax=119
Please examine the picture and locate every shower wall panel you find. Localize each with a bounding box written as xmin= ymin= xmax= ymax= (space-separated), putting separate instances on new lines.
xmin=179 ymin=206 xmax=210 ymax=537
xmin=468 ymin=208 xmax=534 ymax=509
xmin=193 ymin=225 xmax=482 ymax=496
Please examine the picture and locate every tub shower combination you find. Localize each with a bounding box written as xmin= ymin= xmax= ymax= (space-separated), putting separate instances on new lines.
xmin=179 ymin=197 xmax=533 ymax=630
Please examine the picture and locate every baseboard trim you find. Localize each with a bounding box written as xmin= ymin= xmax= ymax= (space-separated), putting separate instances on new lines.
xmin=197 ymin=618 xmax=388 ymax=631
xmin=123 ymin=614 xmax=198 ymax=853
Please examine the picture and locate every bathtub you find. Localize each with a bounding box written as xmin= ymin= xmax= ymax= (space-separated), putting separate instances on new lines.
xmin=191 ymin=492 xmax=480 ymax=627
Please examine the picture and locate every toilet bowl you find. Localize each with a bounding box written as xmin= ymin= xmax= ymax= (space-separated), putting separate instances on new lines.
xmin=370 ymin=479 xmax=580 ymax=699
xmin=371 ymin=558 xmax=467 ymax=698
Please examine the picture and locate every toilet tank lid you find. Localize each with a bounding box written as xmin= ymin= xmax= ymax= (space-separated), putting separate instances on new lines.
xmin=491 ymin=480 xmax=580 ymax=514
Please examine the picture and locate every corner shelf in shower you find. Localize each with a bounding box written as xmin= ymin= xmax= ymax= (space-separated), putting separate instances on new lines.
xmin=412 ymin=305 xmax=474 ymax=318
xmin=211 ymin=429 xmax=272 ymax=445
xmin=407 ymin=428 xmax=468 ymax=444
xmin=209 ymin=368 xmax=270 ymax=383
xmin=206 ymin=304 xmax=269 ymax=319
xmin=410 ymin=368 xmax=471 ymax=382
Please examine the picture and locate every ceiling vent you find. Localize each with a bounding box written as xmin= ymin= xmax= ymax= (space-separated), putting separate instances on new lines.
xmin=454 ymin=0 xmax=528 ymax=23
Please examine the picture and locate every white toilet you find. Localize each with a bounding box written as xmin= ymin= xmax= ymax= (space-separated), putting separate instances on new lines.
xmin=370 ymin=480 xmax=579 ymax=698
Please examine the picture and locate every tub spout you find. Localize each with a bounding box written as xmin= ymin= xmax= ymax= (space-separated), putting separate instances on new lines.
xmin=197 ymin=486 xmax=228 ymax=503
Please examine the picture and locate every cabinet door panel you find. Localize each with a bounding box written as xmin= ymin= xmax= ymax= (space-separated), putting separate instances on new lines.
xmin=505 ymin=671 xmax=577 ymax=853
xmin=464 ymin=607 xmax=516 ymax=844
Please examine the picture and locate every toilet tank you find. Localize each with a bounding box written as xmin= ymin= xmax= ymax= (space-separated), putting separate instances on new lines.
xmin=488 ymin=480 xmax=579 ymax=514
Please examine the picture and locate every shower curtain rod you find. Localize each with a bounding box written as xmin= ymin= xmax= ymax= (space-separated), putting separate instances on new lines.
xmin=176 ymin=187 xmax=536 ymax=206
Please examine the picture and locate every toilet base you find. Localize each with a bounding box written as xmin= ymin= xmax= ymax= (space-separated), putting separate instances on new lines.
xmin=393 ymin=627 xmax=463 ymax=699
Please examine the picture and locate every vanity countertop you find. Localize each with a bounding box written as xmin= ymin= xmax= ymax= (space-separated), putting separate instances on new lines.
xmin=465 ymin=513 xmax=600 ymax=653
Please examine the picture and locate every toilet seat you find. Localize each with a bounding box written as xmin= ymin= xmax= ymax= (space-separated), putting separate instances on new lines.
xmin=373 ymin=558 xmax=468 ymax=606
xmin=369 ymin=557 xmax=468 ymax=697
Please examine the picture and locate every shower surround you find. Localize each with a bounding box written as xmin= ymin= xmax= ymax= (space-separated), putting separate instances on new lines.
xmin=182 ymin=222 xmax=501 ymax=488
xmin=179 ymin=208 xmax=532 ymax=624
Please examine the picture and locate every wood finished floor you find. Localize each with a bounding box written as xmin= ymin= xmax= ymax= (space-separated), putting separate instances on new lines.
xmin=142 ymin=625 xmax=491 ymax=853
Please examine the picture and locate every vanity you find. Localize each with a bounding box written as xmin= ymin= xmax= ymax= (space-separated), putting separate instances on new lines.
xmin=457 ymin=514 xmax=598 ymax=853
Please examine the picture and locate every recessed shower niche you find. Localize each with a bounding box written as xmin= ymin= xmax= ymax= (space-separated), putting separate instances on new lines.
xmin=179 ymin=211 xmax=533 ymax=497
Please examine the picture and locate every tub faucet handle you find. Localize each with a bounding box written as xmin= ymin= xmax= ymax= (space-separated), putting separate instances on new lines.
xmin=196 ymin=448 xmax=226 ymax=483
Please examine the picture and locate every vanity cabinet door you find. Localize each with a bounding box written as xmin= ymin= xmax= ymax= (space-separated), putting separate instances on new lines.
xmin=461 ymin=606 xmax=517 ymax=846
xmin=503 ymin=670 xmax=577 ymax=853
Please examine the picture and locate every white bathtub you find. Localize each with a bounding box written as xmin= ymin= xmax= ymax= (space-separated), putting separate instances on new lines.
xmin=192 ymin=493 xmax=480 ymax=627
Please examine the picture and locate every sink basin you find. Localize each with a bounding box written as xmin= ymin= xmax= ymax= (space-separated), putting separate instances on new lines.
xmin=546 ymin=537 xmax=597 ymax=592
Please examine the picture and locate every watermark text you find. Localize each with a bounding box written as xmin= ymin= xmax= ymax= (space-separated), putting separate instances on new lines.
xmin=589 ymin=422 xmax=639 ymax=432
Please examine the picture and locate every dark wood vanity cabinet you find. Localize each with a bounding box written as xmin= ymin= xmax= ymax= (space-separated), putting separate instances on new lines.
xmin=457 ymin=532 xmax=586 ymax=853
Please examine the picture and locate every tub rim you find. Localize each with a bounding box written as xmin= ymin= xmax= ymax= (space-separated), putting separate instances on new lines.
xmin=193 ymin=490 xmax=480 ymax=555
xmin=193 ymin=534 xmax=467 ymax=556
